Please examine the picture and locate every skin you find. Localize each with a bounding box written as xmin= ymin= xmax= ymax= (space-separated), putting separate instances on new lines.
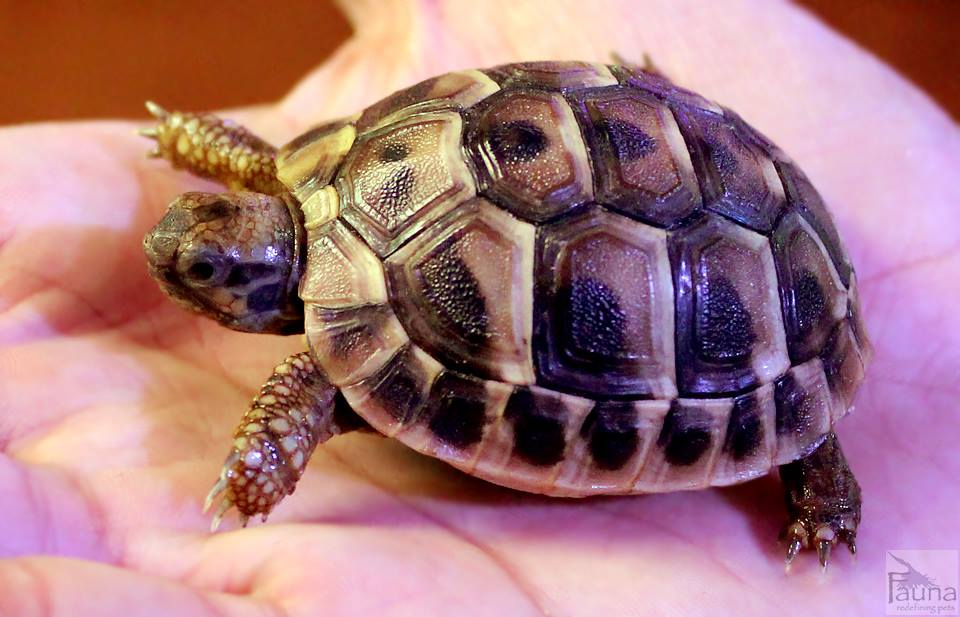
xmin=0 ymin=1 xmax=958 ymax=615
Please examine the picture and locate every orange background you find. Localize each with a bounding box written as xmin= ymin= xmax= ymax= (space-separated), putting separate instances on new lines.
xmin=0 ymin=1 xmax=957 ymax=125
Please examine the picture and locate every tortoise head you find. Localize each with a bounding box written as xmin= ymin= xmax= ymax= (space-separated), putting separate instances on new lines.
xmin=143 ymin=191 xmax=305 ymax=334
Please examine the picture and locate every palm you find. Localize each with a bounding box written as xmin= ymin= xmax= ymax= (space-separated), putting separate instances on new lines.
xmin=2 ymin=2 xmax=958 ymax=615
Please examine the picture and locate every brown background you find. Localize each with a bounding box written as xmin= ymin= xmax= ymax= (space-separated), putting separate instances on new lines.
xmin=0 ymin=1 xmax=957 ymax=125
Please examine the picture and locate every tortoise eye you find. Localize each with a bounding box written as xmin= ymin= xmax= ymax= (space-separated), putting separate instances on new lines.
xmin=186 ymin=261 xmax=217 ymax=281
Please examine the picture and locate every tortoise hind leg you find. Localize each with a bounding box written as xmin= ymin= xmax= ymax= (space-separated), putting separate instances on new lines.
xmin=140 ymin=102 xmax=285 ymax=195
xmin=204 ymin=351 xmax=371 ymax=530
xmin=779 ymin=431 xmax=862 ymax=571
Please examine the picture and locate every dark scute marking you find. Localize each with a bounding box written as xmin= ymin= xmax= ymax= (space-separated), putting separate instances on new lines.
xmin=371 ymin=347 xmax=429 ymax=423
xmin=724 ymin=395 xmax=763 ymax=461
xmin=247 ymin=283 xmax=282 ymax=312
xmin=794 ymin=269 xmax=827 ymax=335
xmin=706 ymin=138 xmax=738 ymax=175
xmin=192 ymin=199 xmax=234 ymax=223
xmin=696 ymin=275 xmax=755 ymax=362
xmin=377 ymin=165 xmax=415 ymax=213
xmin=425 ymin=373 xmax=487 ymax=449
xmin=561 ymin=277 xmax=626 ymax=360
xmin=603 ymin=119 xmax=656 ymax=160
xmin=379 ymin=141 xmax=410 ymax=163
xmin=775 ymin=372 xmax=814 ymax=435
xmin=419 ymin=242 xmax=489 ymax=344
xmin=226 ymin=263 xmax=279 ymax=287
xmin=581 ymin=401 xmax=639 ymax=471
xmin=658 ymin=403 xmax=712 ymax=467
xmin=186 ymin=261 xmax=216 ymax=281
xmin=504 ymin=388 xmax=567 ymax=466
xmin=488 ymin=120 xmax=548 ymax=163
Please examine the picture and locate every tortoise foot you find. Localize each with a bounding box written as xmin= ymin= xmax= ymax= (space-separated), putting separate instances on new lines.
xmin=202 ymin=352 xmax=342 ymax=531
xmin=778 ymin=432 xmax=862 ymax=572
xmin=782 ymin=514 xmax=858 ymax=572
xmin=140 ymin=101 xmax=284 ymax=194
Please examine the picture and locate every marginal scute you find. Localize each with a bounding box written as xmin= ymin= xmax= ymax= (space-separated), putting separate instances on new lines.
xmin=672 ymin=107 xmax=786 ymax=232
xmin=535 ymin=208 xmax=676 ymax=398
xmin=579 ymin=401 xmax=641 ymax=471
xmin=772 ymin=210 xmax=848 ymax=363
xmin=403 ymin=372 xmax=514 ymax=467
xmin=669 ymin=214 xmax=790 ymax=395
xmin=713 ymin=383 xmax=777 ymax=486
xmin=820 ymin=320 xmax=866 ymax=415
xmin=776 ymin=160 xmax=853 ymax=286
xmin=485 ymin=61 xmax=618 ymax=89
xmin=300 ymin=220 xmax=386 ymax=308
xmin=278 ymin=119 xmax=358 ymax=204
xmin=342 ymin=344 xmax=444 ymax=437
xmin=338 ymin=110 xmax=476 ymax=255
xmin=498 ymin=386 xmax=593 ymax=477
xmin=773 ymin=358 xmax=835 ymax=464
xmin=846 ymin=273 xmax=873 ymax=364
xmin=356 ymin=70 xmax=500 ymax=132
xmin=637 ymin=398 xmax=729 ymax=490
xmin=305 ymin=304 xmax=408 ymax=387
xmin=386 ymin=198 xmax=535 ymax=384
xmin=570 ymin=87 xmax=701 ymax=227
xmin=420 ymin=372 xmax=489 ymax=449
xmin=467 ymin=89 xmax=593 ymax=222
xmin=558 ymin=399 xmax=668 ymax=493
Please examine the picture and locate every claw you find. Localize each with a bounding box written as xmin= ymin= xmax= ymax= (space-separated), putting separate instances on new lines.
xmin=138 ymin=126 xmax=159 ymax=139
xmin=817 ymin=539 xmax=832 ymax=571
xmin=146 ymin=147 xmax=162 ymax=158
xmin=815 ymin=525 xmax=836 ymax=571
xmin=784 ymin=537 xmax=803 ymax=573
xmin=209 ymin=496 xmax=234 ymax=533
xmin=203 ymin=474 xmax=229 ymax=514
xmin=145 ymin=100 xmax=168 ymax=119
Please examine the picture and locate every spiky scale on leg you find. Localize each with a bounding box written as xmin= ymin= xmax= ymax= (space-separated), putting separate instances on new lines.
xmin=204 ymin=351 xmax=366 ymax=531
xmin=140 ymin=101 xmax=285 ymax=195
xmin=779 ymin=432 xmax=862 ymax=571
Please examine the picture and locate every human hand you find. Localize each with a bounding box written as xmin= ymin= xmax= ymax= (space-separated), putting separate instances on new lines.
xmin=2 ymin=1 xmax=958 ymax=615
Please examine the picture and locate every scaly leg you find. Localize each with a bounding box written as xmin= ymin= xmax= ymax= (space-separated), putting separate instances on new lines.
xmin=141 ymin=102 xmax=285 ymax=195
xmin=204 ymin=351 xmax=369 ymax=530
xmin=779 ymin=432 xmax=862 ymax=571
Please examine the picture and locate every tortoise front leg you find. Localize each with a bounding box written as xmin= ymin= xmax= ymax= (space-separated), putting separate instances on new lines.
xmin=205 ymin=351 xmax=369 ymax=530
xmin=141 ymin=102 xmax=285 ymax=195
xmin=779 ymin=431 xmax=862 ymax=571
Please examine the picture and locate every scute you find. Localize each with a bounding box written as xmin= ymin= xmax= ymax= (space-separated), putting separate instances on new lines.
xmin=337 ymin=111 xmax=476 ymax=256
xmin=673 ymin=106 xmax=786 ymax=232
xmin=466 ymin=89 xmax=593 ymax=222
xmin=385 ymin=198 xmax=535 ymax=384
xmin=569 ymin=86 xmax=701 ymax=227
xmin=287 ymin=62 xmax=870 ymax=496
xmin=534 ymin=207 xmax=676 ymax=398
xmin=669 ymin=213 xmax=790 ymax=395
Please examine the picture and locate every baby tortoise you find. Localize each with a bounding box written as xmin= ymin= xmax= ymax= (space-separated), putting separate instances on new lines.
xmin=142 ymin=61 xmax=871 ymax=570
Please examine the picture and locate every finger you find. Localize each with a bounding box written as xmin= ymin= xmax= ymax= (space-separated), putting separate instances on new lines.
xmin=0 ymin=557 xmax=276 ymax=617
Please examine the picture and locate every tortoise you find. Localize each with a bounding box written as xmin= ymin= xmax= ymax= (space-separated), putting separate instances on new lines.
xmin=141 ymin=61 xmax=871 ymax=570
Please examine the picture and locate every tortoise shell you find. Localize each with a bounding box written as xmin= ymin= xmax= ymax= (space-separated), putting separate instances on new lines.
xmin=276 ymin=61 xmax=871 ymax=496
